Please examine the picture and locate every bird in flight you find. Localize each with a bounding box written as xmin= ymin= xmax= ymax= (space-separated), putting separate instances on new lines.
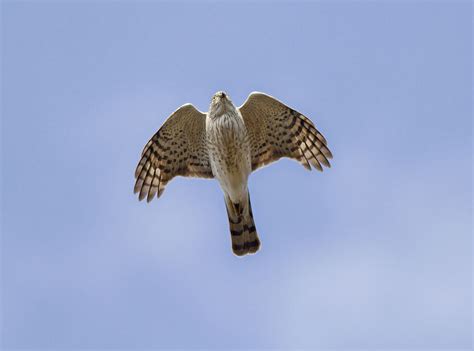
xmin=134 ymin=92 xmax=332 ymax=256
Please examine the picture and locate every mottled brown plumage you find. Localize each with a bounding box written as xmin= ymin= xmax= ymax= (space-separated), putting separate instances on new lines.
xmin=240 ymin=93 xmax=333 ymax=172
xmin=134 ymin=92 xmax=332 ymax=256
xmin=134 ymin=104 xmax=213 ymax=202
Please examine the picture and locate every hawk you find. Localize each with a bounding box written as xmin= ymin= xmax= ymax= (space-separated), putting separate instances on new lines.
xmin=134 ymin=92 xmax=333 ymax=256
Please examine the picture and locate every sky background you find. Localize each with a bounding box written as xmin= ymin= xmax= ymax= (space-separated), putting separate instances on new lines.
xmin=1 ymin=1 xmax=472 ymax=349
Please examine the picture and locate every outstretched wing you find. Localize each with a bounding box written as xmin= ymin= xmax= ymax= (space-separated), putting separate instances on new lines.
xmin=134 ymin=104 xmax=213 ymax=202
xmin=239 ymin=92 xmax=333 ymax=172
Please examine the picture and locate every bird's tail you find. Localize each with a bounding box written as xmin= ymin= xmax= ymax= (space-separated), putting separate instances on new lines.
xmin=224 ymin=192 xmax=260 ymax=256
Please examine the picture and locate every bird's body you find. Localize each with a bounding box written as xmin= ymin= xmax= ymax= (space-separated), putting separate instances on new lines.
xmin=206 ymin=93 xmax=251 ymax=204
xmin=134 ymin=91 xmax=333 ymax=256
xmin=206 ymin=93 xmax=258 ymax=254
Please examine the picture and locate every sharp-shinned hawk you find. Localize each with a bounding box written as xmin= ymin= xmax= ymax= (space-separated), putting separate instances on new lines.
xmin=134 ymin=92 xmax=332 ymax=256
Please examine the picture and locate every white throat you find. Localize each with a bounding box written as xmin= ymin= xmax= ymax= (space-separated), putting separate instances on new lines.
xmin=209 ymin=99 xmax=237 ymax=119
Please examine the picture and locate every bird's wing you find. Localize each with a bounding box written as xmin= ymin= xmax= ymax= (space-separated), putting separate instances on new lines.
xmin=134 ymin=103 xmax=213 ymax=202
xmin=239 ymin=92 xmax=333 ymax=172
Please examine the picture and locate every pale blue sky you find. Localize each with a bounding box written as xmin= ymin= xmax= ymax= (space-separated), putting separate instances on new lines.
xmin=1 ymin=1 xmax=472 ymax=349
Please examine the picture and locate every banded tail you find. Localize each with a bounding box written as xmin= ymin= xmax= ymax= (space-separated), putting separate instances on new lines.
xmin=224 ymin=193 xmax=261 ymax=256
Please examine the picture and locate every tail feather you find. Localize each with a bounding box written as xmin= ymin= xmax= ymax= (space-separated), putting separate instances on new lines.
xmin=244 ymin=195 xmax=260 ymax=254
xmin=225 ymin=193 xmax=260 ymax=256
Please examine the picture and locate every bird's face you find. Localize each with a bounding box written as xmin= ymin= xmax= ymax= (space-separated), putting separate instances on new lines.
xmin=209 ymin=91 xmax=234 ymax=117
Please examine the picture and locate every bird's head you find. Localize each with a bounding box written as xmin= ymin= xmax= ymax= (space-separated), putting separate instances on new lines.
xmin=209 ymin=91 xmax=234 ymax=117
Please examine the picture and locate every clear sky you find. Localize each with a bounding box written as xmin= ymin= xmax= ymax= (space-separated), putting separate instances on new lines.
xmin=1 ymin=1 xmax=472 ymax=349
